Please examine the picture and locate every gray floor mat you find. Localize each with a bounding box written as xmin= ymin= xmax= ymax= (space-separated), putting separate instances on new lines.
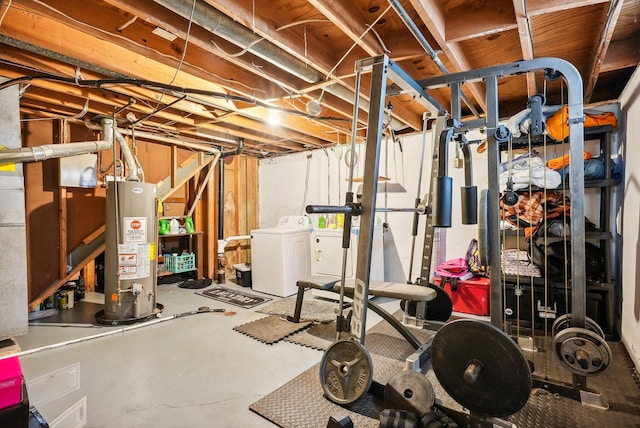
xmin=251 ymin=317 xmax=640 ymax=427
xmin=285 ymin=322 xmax=346 ymax=350
xmin=233 ymin=315 xmax=313 ymax=344
xmin=256 ymin=295 xmax=338 ymax=323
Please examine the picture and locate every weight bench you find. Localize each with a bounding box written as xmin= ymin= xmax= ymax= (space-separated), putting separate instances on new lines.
xmin=287 ymin=276 xmax=436 ymax=353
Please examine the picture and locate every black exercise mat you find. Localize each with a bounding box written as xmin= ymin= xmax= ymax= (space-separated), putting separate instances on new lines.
xmin=197 ymin=286 xmax=271 ymax=309
xmin=256 ymin=295 xmax=338 ymax=323
xmin=233 ymin=315 xmax=313 ymax=344
xmin=251 ymin=315 xmax=640 ymax=428
xmin=178 ymin=278 xmax=212 ymax=289
xmin=250 ymin=317 xmax=435 ymax=427
xmin=284 ymin=321 xmax=347 ymax=350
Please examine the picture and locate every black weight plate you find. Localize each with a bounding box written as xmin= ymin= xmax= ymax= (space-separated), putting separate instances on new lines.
xmin=319 ymin=339 xmax=373 ymax=405
xmin=384 ymin=370 xmax=435 ymax=417
xmin=431 ymin=319 xmax=532 ymax=417
xmin=551 ymin=314 xmax=605 ymax=338
xmin=400 ymin=283 xmax=453 ymax=322
xmin=552 ymin=327 xmax=612 ymax=376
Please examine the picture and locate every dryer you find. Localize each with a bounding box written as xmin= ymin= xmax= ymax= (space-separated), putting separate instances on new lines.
xmin=250 ymin=216 xmax=311 ymax=297
xmin=310 ymin=218 xmax=384 ymax=300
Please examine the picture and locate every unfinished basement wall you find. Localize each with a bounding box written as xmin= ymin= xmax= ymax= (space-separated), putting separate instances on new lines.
xmin=0 ymin=80 xmax=28 ymax=340
xmin=23 ymin=119 xmax=107 ymax=304
xmin=258 ymin=129 xmax=489 ymax=281
xmin=222 ymin=155 xmax=259 ymax=278
xmin=620 ymin=63 xmax=640 ymax=372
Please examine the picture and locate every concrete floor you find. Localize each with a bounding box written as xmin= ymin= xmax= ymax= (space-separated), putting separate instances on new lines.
xmin=15 ymin=282 xmax=400 ymax=428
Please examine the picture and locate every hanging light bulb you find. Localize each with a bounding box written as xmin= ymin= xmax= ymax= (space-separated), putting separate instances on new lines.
xmin=267 ymin=109 xmax=281 ymax=126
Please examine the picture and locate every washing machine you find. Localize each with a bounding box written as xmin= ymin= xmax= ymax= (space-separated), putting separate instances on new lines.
xmin=310 ymin=218 xmax=384 ymax=300
xmin=250 ymin=216 xmax=311 ymax=297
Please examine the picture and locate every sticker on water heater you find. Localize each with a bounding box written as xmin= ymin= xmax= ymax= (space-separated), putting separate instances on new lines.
xmin=123 ymin=217 xmax=147 ymax=243
xmin=118 ymin=253 xmax=138 ymax=275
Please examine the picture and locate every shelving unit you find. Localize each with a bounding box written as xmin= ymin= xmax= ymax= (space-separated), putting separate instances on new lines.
xmin=499 ymin=125 xmax=621 ymax=338
xmin=157 ymin=231 xmax=203 ymax=278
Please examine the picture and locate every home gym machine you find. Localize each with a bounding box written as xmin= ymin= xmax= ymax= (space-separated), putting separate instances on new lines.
xmin=303 ymin=53 xmax=610 ymax=426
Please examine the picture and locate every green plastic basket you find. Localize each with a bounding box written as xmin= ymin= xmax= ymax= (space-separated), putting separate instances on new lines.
xmin=165 ymin=253 xmax=196 ymax=273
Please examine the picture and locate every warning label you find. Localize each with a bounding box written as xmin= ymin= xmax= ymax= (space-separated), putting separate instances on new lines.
xmin=123 ymin=217 xmax=147 ymax=243
xmin=118 ymin=243 xmax=150 ymax=279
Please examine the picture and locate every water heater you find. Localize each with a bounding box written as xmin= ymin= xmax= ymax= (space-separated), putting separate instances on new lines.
xmin=101 ymin=180 xmax=160 ymax=323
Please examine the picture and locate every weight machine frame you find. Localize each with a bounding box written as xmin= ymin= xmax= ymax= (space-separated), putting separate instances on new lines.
xmin=353 ymin=54 xmax=602 ymax=406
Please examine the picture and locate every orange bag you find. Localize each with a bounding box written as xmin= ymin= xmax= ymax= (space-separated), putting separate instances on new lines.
xmin=546 ymin=106 xmax=617 ymax=141
xmin=546 ymin=151 xmax=592 ymax=170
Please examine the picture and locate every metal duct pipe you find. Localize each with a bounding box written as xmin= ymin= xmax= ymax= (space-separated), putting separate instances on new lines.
xmin=101 ymin=117 xmax=139 ymax=181
xmin=387 ymin=0 xmax=480 ymax=118
xmin=0 ymin=140 xmax=111 ymax=164
xmin=220 ymin=138 xmax=244 ymax=158
xmin=153 ymin=0 xmax=323 ymax=84
xmin=85 ymin=123 xmax=220 ymax=155
xmin=113 ymin=129 xmax=140 ymax=182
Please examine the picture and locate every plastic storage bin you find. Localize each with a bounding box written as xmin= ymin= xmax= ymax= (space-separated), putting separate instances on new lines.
xmin=0 ymin=357 xmax=23 ymax=409
xmin=165 ymin=253 xmax=196 ymax=273
xmin=234 ymin=263 xmax=252 ymax=287
xmin=434 ymin=275 xmax=490 ymax=316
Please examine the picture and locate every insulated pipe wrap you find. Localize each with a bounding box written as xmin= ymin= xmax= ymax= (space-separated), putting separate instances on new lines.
xmin=0 ymin=141 xmax=111 ymax=164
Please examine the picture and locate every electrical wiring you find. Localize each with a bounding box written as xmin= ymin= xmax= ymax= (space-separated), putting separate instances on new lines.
xmin=0 ymin=0 xmax=12 ymax=28
xmin=316 ymin=5 xmax=392 ymax=105
xmin=155 ymin=0 xmax=197 ymax=111
xmin=0 ymin=74 xmax=351 ymax=122
xmin=18 ymin=0 xmax=261 ymax=96
xmin=208 ymin=18 xmax=330 ymax=59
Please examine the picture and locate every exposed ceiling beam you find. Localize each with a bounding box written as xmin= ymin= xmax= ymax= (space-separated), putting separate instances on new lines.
xmin=444 ymin=0 xmax=517 ymax=43
xmin=512 ymin=0 xmax=537 ymax=93
xmin=1 ymin=5 xmax=233 ymax=108
xmin=0 ymin=5 xmax=339 ymax=146
xmin=307 ymin=0 xmax=386 ymax=56
xmin=527 ymin=0 xmax=610 ymax=16
xmin=600 ymin=38 xmax=640 ymax=72
xmin=99 ymin=0 xmax=300 ymax=99
xmin=408 ymin=0 xmax=487 ymax=112
xmin=201 ymin=0 xmax=335 ymax=75
xmin=154 ymin=0 xmax=324 ymax=83
xmin=584 ymin=0 xmax=624 ymax=102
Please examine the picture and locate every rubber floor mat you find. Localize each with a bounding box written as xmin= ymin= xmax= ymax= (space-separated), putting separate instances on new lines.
xmin=251 ymin=315 xmax=640 ymax=428
xmin=256 ymin=295 xmax=338 ymax=323
xmin=233 ymin=315 xmax=313 ymax=344
xmin=285 ymin=322 xmax=349 ymax=350
xmin=198 ymin=286 xmax=271 ymax=309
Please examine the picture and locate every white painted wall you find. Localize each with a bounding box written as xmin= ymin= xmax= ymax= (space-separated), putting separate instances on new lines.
xmin=620 ymin=64 xmax=640 ymax=372
xmin=258 ymin=128 xmax=489 ymax=281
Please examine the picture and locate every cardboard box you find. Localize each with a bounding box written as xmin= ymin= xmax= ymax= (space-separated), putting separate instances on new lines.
xmin=435 ymin=275 xmax=490 ymax=316
xmin=162 ymin=201 xmax=186 ymax=217
xmin=0 ymin=357 xmax=23 ymax=409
